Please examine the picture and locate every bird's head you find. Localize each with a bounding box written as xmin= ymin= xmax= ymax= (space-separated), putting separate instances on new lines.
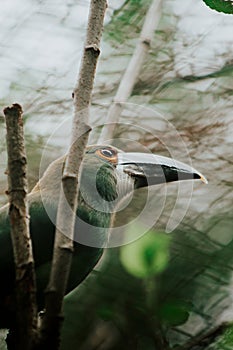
xmin=35 ymin=144 xmax=207 ymax=207
xmin=32 ymin=144 xmax=207 ymax=247
xmin=81 ymin=144 xmax=207 ymax=203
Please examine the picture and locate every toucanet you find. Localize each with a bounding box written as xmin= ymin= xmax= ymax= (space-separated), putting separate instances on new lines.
xmin=0 ymin=144 xmax=207 ymax=327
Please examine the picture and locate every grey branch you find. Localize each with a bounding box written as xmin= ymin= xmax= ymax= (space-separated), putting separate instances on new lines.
xmin=99 ymin=0 xmax=162 ymax=142
xmin=38 ymin=0 xmax=107 ymax=348
xmin=4 ymin=103 xmax=38 ymax=350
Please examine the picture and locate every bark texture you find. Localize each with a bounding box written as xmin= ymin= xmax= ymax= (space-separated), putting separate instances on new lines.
xmin=38 ymin=1 xmax=107 ymax=348
xmin=4 ymin=103 xmax=37 ymax=350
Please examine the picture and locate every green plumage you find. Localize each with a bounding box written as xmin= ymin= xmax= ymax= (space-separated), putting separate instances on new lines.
xmin=0 ymin=144 xmax=205 ymax=329
xmin=0 ymin=146 xmax=117 ymax=328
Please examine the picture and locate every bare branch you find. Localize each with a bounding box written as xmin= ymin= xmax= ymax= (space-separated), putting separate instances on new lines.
xmin=38 ymin=1 xmax=107 ymax=348
xmin=4 ymin=103 xmax=37 ymax=350
xmin=99 ymin=0 xmax=162 ymax=142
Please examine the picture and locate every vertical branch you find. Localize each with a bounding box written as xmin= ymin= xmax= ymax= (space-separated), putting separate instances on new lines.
xmin=4 ymin=103 xmax=37 ymax=350
xmin=38 ymin=0 xmax=107 ymax=348
xmin=99 ymin=0 xmax=162 ymax=142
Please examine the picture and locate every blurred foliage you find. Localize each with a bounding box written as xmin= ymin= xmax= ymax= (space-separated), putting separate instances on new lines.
xmin=60 ymin=232 xmax=182 ymax=349
xmin=159 ymin=300 xmax=191 ymax=327
xmin=135 ymin=62 xmax=233 ymax=96
xmin=202 ymin=0 xmax=233 ymax=14
xmin=61 ymin=241 xmax=171 ymax=350
xmin=120 ymin=229 xmax=170 ymax=277
xmin=213 ymin=326 xmax=233 ymax=350
xmin=105 ymin=0 xmax=151 ymax=43
xmin=60 ymin=212 xmax=233 ymax=350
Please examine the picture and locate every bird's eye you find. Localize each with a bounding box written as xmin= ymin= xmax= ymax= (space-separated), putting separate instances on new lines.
xmin=96 ymin=148 xmax=118 ymax=164
xmin=101 ymin=149 xmax=115 ymax=158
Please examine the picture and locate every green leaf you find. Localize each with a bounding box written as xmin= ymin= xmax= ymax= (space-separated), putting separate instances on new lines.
xmin=159 ymin=301 xmax=192 ymax=326
xmin=202 ymin=0 xmax=233 ymax=14
xmin=120 ymin=229 xmax=170 ymax=278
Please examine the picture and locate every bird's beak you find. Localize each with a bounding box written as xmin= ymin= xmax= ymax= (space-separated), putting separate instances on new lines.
xmin=117 ymin=152 xmax=208 ymax=189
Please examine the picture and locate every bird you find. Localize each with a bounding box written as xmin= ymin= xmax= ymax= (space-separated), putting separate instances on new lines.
xmin=0 ymin=144 xmax=207 ymax=328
